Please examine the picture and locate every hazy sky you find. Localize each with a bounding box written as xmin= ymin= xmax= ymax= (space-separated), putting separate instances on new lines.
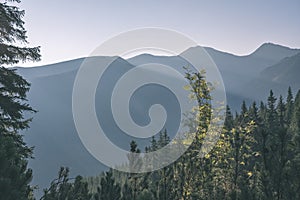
xmin=19 ymin=0 xmax=300 ymax=66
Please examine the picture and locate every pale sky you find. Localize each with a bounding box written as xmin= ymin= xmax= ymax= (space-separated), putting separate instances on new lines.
xmin=18 ymin=0 xmax=300 ymax=67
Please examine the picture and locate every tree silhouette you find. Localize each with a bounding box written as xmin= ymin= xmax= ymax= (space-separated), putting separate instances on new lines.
xmin=0 ymin=1 xmax=40 ymax=199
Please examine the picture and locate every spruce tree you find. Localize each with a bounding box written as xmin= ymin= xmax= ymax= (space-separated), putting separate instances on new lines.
xmin=0 ymin=0 xmax=40 ymax=65
xmin=0 ymin=1 xmax=40 ymax=199
xmin=121 ymin=181 xmax=133 ymax=200
xmin=289 ymin=90 xmax=300 ymax=199
xmin=285 ymin=87 xmax=294 ymax=124
xmin=94 ymin=170 xmax=121 ymax=200
xmin=42 ymin=167 xmax=91 ymax=200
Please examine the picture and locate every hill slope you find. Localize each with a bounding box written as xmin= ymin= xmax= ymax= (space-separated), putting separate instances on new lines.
xmin=15 ymin=43 xmax=300 ymax=195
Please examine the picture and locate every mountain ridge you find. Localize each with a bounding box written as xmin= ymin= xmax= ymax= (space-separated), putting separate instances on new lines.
xmin=15 ymin=42 xmax=300 ymax=70
xmin=14 ymin=42 xmax=300 ymax=196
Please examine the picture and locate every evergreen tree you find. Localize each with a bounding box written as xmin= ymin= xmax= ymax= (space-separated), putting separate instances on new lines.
xmin=41 ymin=167 xmax=91 ymax=200
xmin=289 ymin=90 xmax=300 ymax=199
xmin=0 ymin=0 xmax=40 ymax=199
xmin=0 ymin=0 xmax=40 ymax=65
xmin=274 ymin=95 xmax=289 ymax=199
xmin=285 ymin=87 xmax=294 ymax=124
xmin=121 ymin=181 xmax=133 ymax=200
xmin=84 ymin=85 xmax=300 ymax=200
xmin=94 ymin=170 xmax=121 ymax=200
xmin=262 ymin=90 xmax=279 ymax=199
xmin=127 ymin=141 xmax=141 ymax=200
xmin=0 ymin=69 xmax=36 ymax=197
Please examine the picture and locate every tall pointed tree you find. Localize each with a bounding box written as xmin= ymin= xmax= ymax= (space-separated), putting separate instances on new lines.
xmin=0 ymin=0 xmax=40 ymax=199
xmin=94 ymin=169 xmax=121 ymax=200
xmin=0 ymin=0 xmax=40 ymax=65
xmin=289 ymin=90 xmax=300 ymax=199
xmin=285 ymin=87 xmax=294 ymax=124
xmin=41 ymin=167 xmax=91 ymax=200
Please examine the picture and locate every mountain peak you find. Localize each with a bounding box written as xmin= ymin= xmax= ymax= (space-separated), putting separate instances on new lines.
xmin=256 ymin=42 xmax=295 ymax=52
xmin=250 ymin=42 xmax=300 ymax=62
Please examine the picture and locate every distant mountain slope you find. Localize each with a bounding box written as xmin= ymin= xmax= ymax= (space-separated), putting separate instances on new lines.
xmin=248 ymin=43 xmax=300 ymax=63
xmin=20 ymin=57 xmax=107 ymax=196
xmin=15 ymin=43 xmax=300 ymax=196
xmin=15 ymin=58 xmax=85 ymax=79
xmin=130 ymin=43 xmax=300 ymax=106
xmin=243 ymin=52 xmax=300 ymax=101
xmin=261 ymin=52 xmax=300 ymax=86
xmin=19 ymin=56 xmax=187 ymax=196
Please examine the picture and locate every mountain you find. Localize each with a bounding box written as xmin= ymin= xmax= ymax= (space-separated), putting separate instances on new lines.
xmin=14 ymin=43 xmax=300 ymax=196
xmin=261 ymin=52 xmax=300 ymax=86
xmin=18 ymin=56 xmax=188 ymax=196
xmin=244 ymin=52 xmax=300 ymax=101
xmin=248 ymin=42 xmax=300 ymax=63
xmin=130 ymin=43 xmax=300 ymax=107
xmin=19 ymin=57 xmax=105 ymax=196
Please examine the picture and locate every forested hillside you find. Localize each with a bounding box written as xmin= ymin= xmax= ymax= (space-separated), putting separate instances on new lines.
xmin=41 ymin=74 xmax=300 ymax=200
xmin=1 ymin=1 xmax=300 ymax=199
